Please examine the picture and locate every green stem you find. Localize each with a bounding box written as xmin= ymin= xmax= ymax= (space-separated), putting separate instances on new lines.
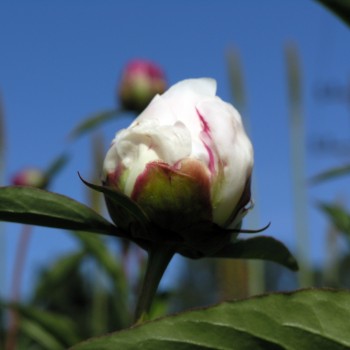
xmin=6 ymin=225 xmax=32 ymax=350
xmin=134 ymin=245 xmax=174 ymax=324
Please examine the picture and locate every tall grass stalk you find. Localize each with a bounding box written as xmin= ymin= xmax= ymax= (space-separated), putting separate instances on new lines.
xmin=286 ymin=44 xmax=313 ymax=287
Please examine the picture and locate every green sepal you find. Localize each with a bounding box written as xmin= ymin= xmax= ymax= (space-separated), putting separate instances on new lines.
xmin=211 ymin=236 xmax=299 ymax=271
xmin=79 ymin=175 xmax=151 ymax=239
xmin=131 ymin=161 xmax=212 ymax=232
xmin=174 ymin=222 xmax=270 ymax=259
xmin=175 ymin=222 xmax=233 ymax=259
xmin=219 ymin=222 xmax=271 ymax=234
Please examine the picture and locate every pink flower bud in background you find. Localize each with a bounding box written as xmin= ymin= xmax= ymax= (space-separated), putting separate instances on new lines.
xmin=11 ymin=168 xmax=48 ymax=189
xmin=118 ymin=59 xmax=167 ymax=113
xmin=104 ymin=78 xmax=253 ymax=257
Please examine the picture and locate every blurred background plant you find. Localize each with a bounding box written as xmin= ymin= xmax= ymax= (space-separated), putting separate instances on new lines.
xmin=1 ymin=1 xmax=350 ymax=348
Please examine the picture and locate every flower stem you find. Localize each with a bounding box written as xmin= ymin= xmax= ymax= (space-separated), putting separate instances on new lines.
xmin=134 ymin=245 xmax=174 ymax=324
xmin=5 ymin=225 xmax=32 ymax=350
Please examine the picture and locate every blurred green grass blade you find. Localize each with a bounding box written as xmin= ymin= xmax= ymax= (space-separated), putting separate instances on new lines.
xmin=71 ymin=231 xmax=130 ymax=327
xmin=0 ymin=92 xmax=5 ymax=182
xmin=20 ymin=318 xmax=65 ymax=350
xmin=226 ymin=47 xmax=246 ymax=111
xmin=69 ymin=109 xmax=124 ymax=141
xmin=317 ymin=0 xmax=350 ymax=27
xmin=226 ymin=47 xmax=265 ymax=295
xmin=0 ymin=186 xmax=119 ymax=236
xmin=33 ymin=252 xmax=85 ymax=301
xmin=286 ymin=43 xmax=312 ymax=287
xmin=72 ymin=232 xmax=127 ymax=292
xmin=72 ymin=289 xmax=350 ymax=349
xmin=310 ymin=164 xmax=350 ymax=184
xmin=9 ymin=303 xmax=80 ymax=346
xmin=286 ymin=44 xmax=302 ymax=107
xmin=211 ymin=236 xmax=298 ymax=271
xmin=318 ymin=202 xmax=350 ymax=238
xmin=73 ymin=232 xmax=123 ymax=283
xmin=87 ymin=133 xmax=111 ymax=334
xmin=0 ymin=92 xmax=5 ymax=313
xmin=45 ymin=153 xmax=70 ymax=184
xmin=88 ymin=132 xmax=105 ymax=212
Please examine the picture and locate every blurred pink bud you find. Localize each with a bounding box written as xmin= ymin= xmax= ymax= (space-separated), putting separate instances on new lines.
xmin=118 ymin=59 xmax=167 ymax=113
xmin=11 ymin=168 xmax=48 ymax=189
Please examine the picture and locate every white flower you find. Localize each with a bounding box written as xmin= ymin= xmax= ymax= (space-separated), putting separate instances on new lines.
xmin=103 ymin=78 xmax=253 ymax=231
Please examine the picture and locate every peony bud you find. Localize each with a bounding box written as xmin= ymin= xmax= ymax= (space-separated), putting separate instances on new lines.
xmin=118 ymin=59 xmax=166 ymax=113
xmin=11 ymin=168 xmax=48 ymax=189
xmin=104 ymin=78 xmax=253 ymax=257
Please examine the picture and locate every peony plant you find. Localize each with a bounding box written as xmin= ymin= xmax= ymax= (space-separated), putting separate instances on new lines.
xmin=0 ymin=78 xmax=297 ymax=326
xmin=104 ymin=78 xmax=253 ymax=258
xmin=95 ymin=78 xmax=261 ymax=321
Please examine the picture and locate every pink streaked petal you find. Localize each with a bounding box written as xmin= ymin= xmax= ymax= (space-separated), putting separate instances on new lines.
xmin=105 ymin=163 xmax=124 ymax=189
xmin=196 ymin=108 xmax=216 ymax=175
xmin=196 ymin=98 xmax=253 ymax=226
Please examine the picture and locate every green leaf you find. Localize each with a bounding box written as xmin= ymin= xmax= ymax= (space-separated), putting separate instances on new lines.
xmin=211 ymin=236 xmax=298 ymax=271
xmin=72 ymin=289 xmax=350 ymax=349
xmin=310 ymin=164 xmax=350 ymax=184
xmin=20 ymin=318 xmax=65 ymax=350
xmin=69 ymin=109 xmax=124 ymax=140
xmin=72 ymin=232 xmax=129 ymax=302
xmin=317 ymin=0 xmax=350 ymax=27
xmin=318 ymin=202 xmax=350 ymax=237
xmin=0 ymin=186 xmax=120 ymax=236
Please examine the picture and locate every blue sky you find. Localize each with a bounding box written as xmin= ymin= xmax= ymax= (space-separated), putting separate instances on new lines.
xmin=1 ymin=1 xmax=350 ymax=298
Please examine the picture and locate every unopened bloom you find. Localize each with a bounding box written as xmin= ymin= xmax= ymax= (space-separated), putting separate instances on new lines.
xmin=118 ymin=59 xmax=166 ymax=113
xmin=11 ymin=168 xmax=48 ymax=189
xmin=104 ymin=78 xmax=253 ymax=257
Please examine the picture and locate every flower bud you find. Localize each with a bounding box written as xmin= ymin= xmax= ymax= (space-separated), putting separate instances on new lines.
xmin=118 ymin=59 xmax=166 ymax=113
xmin=104 ymin=78 xmax=253 ymax=257
xmin=11 ymin=168 xmax=48 ymax=189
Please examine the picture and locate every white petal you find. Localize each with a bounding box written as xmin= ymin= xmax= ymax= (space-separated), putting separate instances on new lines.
xmin=103 ymin=141 xmax=120 ymax=178
xmin=109 ymin=118 xmax=192 ymax=196
xmin=164 ymin=78 xmax=217 ymax=100
xmin=131 ymin=94 xmax=177 ymax=126
xmin=196 ymin=97 xmax=253 ymax=226
xmin=103 ymin=77 xmax=254 ymax=228
xmin=161 ymin=79 xmax=213 ymax=138
xmin=125 ymin=78 xmax=217 ymax=172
